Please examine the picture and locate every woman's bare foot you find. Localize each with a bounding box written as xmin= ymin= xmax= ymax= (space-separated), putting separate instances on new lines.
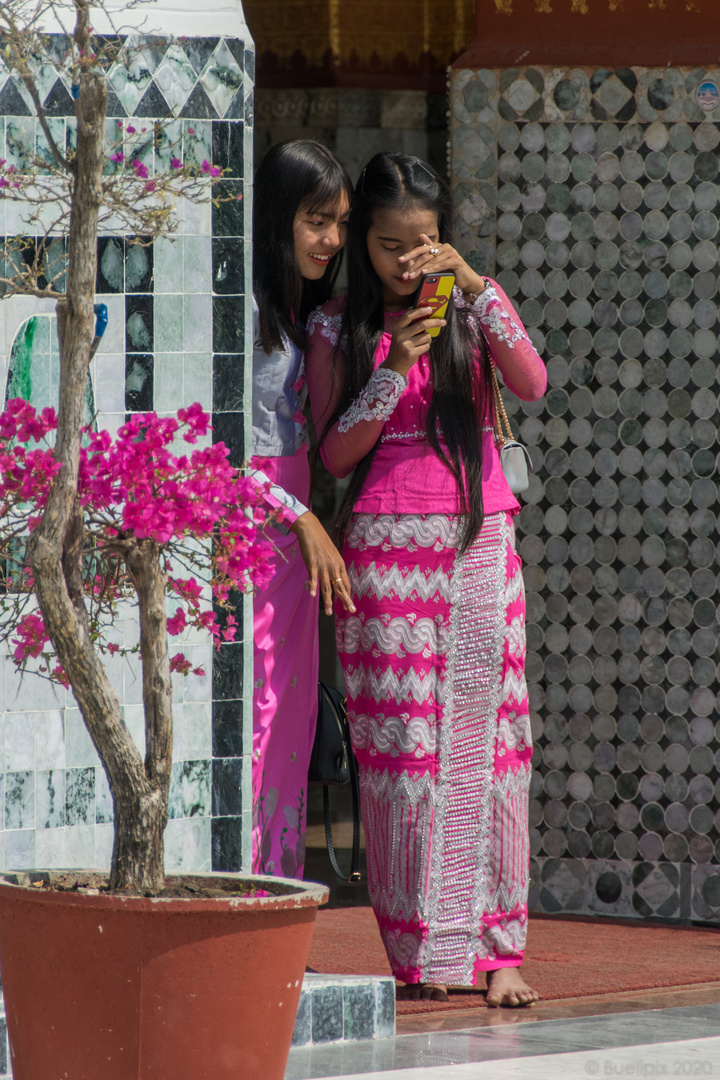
xmin=396 ymin=982 xmax=449 ymax=1001
xmin=485 ymin=967 xmax=539 ymax=1008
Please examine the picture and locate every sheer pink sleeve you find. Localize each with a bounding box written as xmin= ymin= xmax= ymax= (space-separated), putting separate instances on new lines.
xmin=456 ymin=281 xmax=547 ymax=401
xmin=305 ymin=305 xmax=406 ymax=479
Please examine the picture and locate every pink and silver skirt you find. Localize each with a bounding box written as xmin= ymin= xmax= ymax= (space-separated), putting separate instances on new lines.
xmin=337 ymin=511 xmax=532 ymax=986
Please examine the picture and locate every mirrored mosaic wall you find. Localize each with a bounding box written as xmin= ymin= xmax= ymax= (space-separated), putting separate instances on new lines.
xmin=0 ymin=20 xmax=254 ymax=877
xmin=450 ymin=65 xmax=720 ymax=922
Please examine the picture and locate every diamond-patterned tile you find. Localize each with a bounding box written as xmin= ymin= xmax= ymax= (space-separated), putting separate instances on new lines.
xmin=107 ymin=52 xmax=154 ymax=116
xmin=200 ymin=40 xmax=243 ymax=119
xmin=153 ymin=43 xmax=198 ymax=116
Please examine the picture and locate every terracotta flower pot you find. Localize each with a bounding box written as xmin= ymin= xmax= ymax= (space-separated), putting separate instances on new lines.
xmin=0 ymin=871 xmax=328 ymax=1080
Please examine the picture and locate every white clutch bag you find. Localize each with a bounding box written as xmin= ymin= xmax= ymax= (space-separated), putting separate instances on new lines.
xmin=490 ymin=363 xmax=531 ymax=495
xmin=499 ymin=440 xmax=532 ymax=494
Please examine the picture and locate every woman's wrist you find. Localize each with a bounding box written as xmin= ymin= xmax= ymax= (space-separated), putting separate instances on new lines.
xmin=460 ymin=274 xmax=490 ymax=304
xmin=380 ymin=356 xmax=413 ymax=379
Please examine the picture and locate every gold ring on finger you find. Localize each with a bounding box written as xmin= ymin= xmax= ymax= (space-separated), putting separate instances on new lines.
xmin=429 ymin=247 xmax=440 ymax=256
xmin=332 ymin=577 xmax=343 ymax=585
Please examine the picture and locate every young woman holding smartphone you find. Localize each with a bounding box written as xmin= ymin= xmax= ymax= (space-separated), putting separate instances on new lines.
xmin=305 ymin=152 xmax=546 ymax=1005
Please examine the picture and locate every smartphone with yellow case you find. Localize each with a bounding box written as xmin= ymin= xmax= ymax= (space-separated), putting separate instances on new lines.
xmin=411 ymin=272 xmax=455 ymax=338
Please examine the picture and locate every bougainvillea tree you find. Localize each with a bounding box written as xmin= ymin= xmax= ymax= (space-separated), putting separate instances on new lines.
xmin=0 ymin=0 xmax=261 ymax=893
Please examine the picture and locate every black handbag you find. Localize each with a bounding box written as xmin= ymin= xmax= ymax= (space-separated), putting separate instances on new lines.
xmin=308 ymin=682 xmax=361 ymax=882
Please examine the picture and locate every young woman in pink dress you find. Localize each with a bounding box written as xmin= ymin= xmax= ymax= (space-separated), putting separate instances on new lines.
xmin=250 ymin=141 xmax=355 ymax=878
xmin=305 ymin=152 xmax=546 ymax=1004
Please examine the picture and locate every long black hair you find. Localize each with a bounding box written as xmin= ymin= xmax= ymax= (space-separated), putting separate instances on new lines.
xmin=320 ymin=152 xmax=491 ymax=553
xmin=253 ymin=140 xmax=353 ymax=354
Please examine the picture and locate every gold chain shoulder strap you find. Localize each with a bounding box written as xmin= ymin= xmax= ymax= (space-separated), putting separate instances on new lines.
xmin=489 ymin=363 xmax=514 ymax=447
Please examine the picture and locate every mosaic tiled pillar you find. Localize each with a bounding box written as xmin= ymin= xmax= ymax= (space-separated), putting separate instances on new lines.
xmin=0 ymin=3 xmax=255 ymax=876
xmin=450 ymin=66 xmax=720 ymax=922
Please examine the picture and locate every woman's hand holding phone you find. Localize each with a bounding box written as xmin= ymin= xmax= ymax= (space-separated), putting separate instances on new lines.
xmin=382 ymin=307 xmax=446 ymax=377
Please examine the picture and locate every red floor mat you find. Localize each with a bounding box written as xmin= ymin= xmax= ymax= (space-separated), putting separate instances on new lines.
xmin=307 ymin=908 xmax=720 ymax=1014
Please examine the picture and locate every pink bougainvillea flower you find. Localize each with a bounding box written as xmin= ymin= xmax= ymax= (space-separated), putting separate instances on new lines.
xmin=171 ymin=157 xmax=182 ymax=169
xmin=12 ymin=613 xmax=49 ymax=663
xmin=126 ymin=125 xmax=136 ymax=134
xmin=201 ymin=160 xmax=223 ymax=178
xmin=131 ymin=160 xmax=149 ymax=180
xmin=110 ymin=152 xmax=124 ymax=163
xmin=52 ymin=664 xmax=70 ymax=689
xmin=0 ymin=400 xmax=272 ymax=680
xmin=170 ymin=653 xmax=191 ymax=675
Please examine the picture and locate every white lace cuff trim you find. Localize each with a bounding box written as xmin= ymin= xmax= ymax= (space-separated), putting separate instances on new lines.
xmin=338 ymin=368 xmax=406 ymax=433
xmin=465 ymin=285 xmax=529 ymax=348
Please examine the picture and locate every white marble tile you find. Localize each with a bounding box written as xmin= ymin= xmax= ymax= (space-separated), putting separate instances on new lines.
xmin=171 ymin=703 xmax=184 ymax=762
xmin=123 ymin=653 xmax=144 ymax=707
xmin=183 ymin=701 xmax=211 ymax=760
xmin=182 ymin=645 xmax=212 ymax=703
xmin=298 ymin=1036 xmax=720 ymax=1080
xmin=5 ymin=662 xmax=33 ymax=711
xmin=182 ymin=815 xmax=211 ymax=872
xmin=35 ymin=825 xmax=67 ymax=869
xmin=34 ymin=711 xmax=65 ymax=771
xmin=154 ymin=351 xmax=185 ymax=413
xmin=94 ymin=823 xmax=114 ymax=870
xmin=64 ymin=824 xmax=95 ymax=869
xmin=5 ymin=712 xmax=34 ymax=771
xmin=164 ymin=818 xmax=184 ymax=873
xmin=184 ymin=235 xmax=213 ymax=294
xmin=34 ymin=673 xmax=63 ymax=711
xmin=5 ymin=828 xmax=35 ymax=870
xmin=64 ymin=708 xmax=100 ymax=768
xmin=154 ymin=237 xmax=184 ymax=295
xmin=182 ymin=353 xmax=212 ymax=411
xmin=122 ymin=704 xmax=146 ymax=757
xmin=183 ymin=292 xmax=212 ymax=352
xmin=93 ymin=349 xmax=125 ymax=417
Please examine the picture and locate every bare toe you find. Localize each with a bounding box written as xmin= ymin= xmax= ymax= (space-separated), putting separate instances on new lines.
xmin=396 ymin=981 xmax=449 ymax=1002
xmin=486 ymin=967 xmax=539 ymax=1008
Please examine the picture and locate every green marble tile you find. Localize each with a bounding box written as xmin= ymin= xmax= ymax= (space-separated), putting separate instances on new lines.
xmin=182 ymin=119 xmax=212 ymax=170
xmin=35 ymin=117 xmax=66 ymax=170
xmin=154 ymin=117 xmax=183 ymax=173
xmin=6 ymin=117 xmax=35 ymax=170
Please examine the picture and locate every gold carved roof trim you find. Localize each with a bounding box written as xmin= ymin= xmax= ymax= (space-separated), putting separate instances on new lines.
xmin=245 ymin=0 xmax=475 ymax=67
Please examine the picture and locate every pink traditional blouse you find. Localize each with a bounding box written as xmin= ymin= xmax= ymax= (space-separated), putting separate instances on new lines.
xmin=304 ymin=281 xmax=547 ymax=516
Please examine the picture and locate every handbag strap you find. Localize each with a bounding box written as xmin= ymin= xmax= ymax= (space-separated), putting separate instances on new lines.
xmin=322 ymin=748 xmax=361 ymax=883
xmin=490 ymin=362 xmax=514 ymax=447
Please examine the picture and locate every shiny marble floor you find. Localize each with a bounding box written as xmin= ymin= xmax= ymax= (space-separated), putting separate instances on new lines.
xmin=285 ymin=989 xmax=720 ymax=1080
